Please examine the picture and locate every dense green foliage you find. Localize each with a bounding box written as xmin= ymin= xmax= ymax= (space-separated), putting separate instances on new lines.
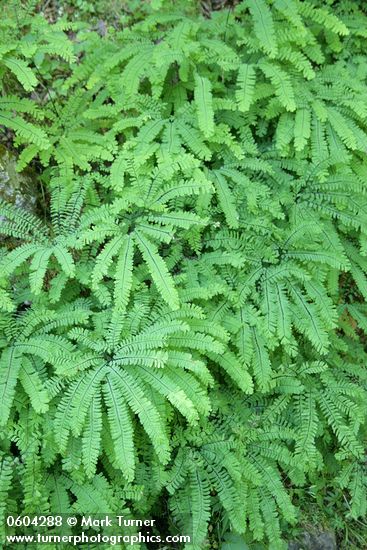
xmin=0 ymin=0 xmax=367 ymax=548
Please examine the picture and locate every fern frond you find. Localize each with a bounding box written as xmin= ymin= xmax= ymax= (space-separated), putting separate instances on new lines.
xmin=194 ymin=74 xmax=214 ymax=138
xmin=0 ymin=112 xmax=49 ymax=149
xmin=245 ymin=0 xmax=278 ymax=57
xmin=103 ymin=376 xmax=135 ymax=481
xmin=0 ymin=347 xmax=21 ymax=426
xmin=82 ymin=394 xmax=103 ymax=478
xmin=211 ymin=171 xmax=239 ymax=229
xmin=19 ymin=357 xmax=49 ymax=413
xmin=109 ymin=366 xmax=170 ymax=464
xmin=134 ymin=230 xmax=179 ymax=310
xmin=236 ymin=64 xmax=256 ymax=112
xmin=294 ymin=108 xmax=311 ymax=152
xmin=189 ymin=465 xmax=211 ymax=549
xmin=260 ymin=62 xmax=296 ymax=112
xmin=3 ymin=56 xmax=37 ymax=91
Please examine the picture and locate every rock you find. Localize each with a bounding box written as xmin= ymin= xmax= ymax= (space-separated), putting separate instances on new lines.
xmin=0 ymin=145 xmax=38 ymax=212
xmin=288 ymin=530 xmax=337 ymax=550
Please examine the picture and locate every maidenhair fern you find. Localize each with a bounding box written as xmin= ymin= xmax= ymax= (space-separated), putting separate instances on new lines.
xmin=0 ymin=0 xmax=366 ymax=549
